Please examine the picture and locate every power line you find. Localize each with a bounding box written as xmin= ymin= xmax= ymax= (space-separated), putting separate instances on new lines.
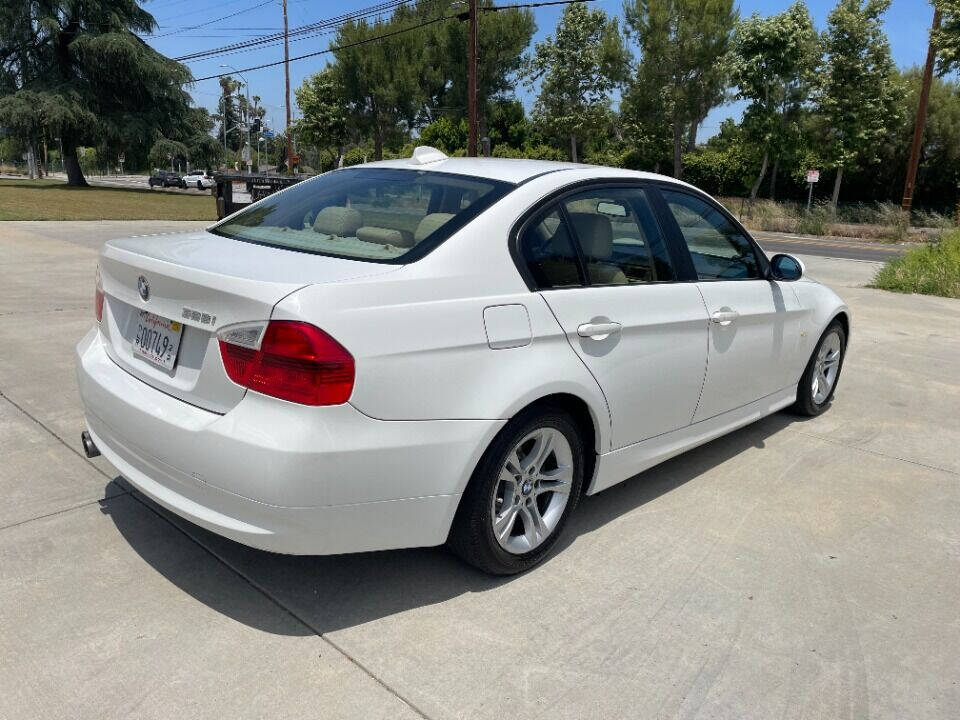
xmin=189 ymin=12 xmax=453 ymax=82
xmin=150 ymin=0 xmax=276 ymax=40
xmin=172 ymin=0 xmax=414 ymax=62
xmin=186 ymin=0 xmax=596 ymax=82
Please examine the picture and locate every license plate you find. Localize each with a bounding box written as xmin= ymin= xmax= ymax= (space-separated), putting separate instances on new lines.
xmin=132 ymin=311 xmax=183 ymax=371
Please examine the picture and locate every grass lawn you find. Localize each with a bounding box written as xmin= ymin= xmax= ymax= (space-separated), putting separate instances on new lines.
xmin=0 ymin=178 xmax=217 ymax=221
xmin=870 ymin=231 xmax=960 ymax=299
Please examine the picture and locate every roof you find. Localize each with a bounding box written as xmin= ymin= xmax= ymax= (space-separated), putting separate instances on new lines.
xmin=358 ymin=153 xmax=679 ymax=186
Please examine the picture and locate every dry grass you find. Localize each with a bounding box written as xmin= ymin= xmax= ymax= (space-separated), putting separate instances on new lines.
xmin=717 ymin=197 xmax=950 ymax=243
xmin=0 ymin=178 xmax=216 ymax=221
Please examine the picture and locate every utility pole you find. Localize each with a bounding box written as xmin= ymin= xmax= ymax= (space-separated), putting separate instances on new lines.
xmin=902 ymin=7 xmax=941 ymax=214
xmin=467 ymin=0 xmax=478 ymax=157
xmin=282 ymin=0 xmax=293 ymax=173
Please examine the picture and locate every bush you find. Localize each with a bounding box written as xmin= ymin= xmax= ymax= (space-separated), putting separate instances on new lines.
xmin=419 ymin=116 xmax=467 ymax=154
xmin=491 ymin=144 xmax=567 ymax=161
xmin=870 ymin=231 xmax=960 ymax=298
xmin=797 ymin=201 xmax=832 ymax=236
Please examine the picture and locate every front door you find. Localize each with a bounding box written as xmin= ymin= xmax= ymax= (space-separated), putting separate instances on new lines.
xmin=518 ymin=186 xmax=709 ymax=450
xmin=658 ymin=188 xmax=803 ymax=422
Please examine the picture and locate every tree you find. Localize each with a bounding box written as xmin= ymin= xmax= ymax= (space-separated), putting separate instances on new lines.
xmin=624 ymin=0 xmax=738 ymax=178
xmin=215 ymin=76 xmax=243 ymax=152
xmin=728 ymin=1 xmax=820 ymax=199
xmin=419 ymin=115 xmax=468 ymax=153
xmin=526 ymin=2 xmax=629 ymax=162
xmin=0 ymin=0 xmax=192 ymax=185
xmin=331 ymin=13 xmax=425 ymax=160
xmin=294 ymin=68 xmax=348 ymax=167
xmin=933 ymin=1 xmax=960 ymax=73
xmin=817 ymin=0 xmax=901 ymax=207
xmin=417 ymin=1 xmax=535 ymax=135
xmin=182 ymin=108 xmax=223 ymax=172
xmin=148 ymin=138 xmax=189 ymax=172
xmin=487 ymin=99 xmax=530 ymax=150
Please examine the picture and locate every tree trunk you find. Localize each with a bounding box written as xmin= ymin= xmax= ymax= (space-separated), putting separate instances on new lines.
xmin=686 ymin=120 xmax=698 ymax=153
xmin=673 ymin=123 xmax=683 ymax=179
xmin=750 ymin=150 xmax=769 ymax=200
xmin=831 ymin=166 xmax=844 ymax=210
xmin=569 ymin=134 xmax=578 ymax=163
xmin=373 ymin=128 xmax=384 ymax=161
xmin=27 ymin=145 xmax=36 ymax=180
xmin=768 ymin=157 xmax=779 ymax=200
xmin=61 ymin=136 xmax=88 ymax=187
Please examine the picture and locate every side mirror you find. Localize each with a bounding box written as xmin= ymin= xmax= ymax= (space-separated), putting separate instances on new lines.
xmin=769 ymin=253 xmax=804 ymax=281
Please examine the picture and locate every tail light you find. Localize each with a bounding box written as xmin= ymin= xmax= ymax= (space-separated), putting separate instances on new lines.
xmin=218 ymin=321 xmax=355 ymax=406
xmin=95 ymin=266 xmax=104 ymax=323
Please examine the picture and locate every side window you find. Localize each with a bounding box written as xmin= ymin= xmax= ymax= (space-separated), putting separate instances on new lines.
xmin=561 ymin=187 xmax=674 ymax=285
xmin=519 ymin=207 xmax=582 ymax=289
xmin=661 ymin=190 xmax=761 ymax=280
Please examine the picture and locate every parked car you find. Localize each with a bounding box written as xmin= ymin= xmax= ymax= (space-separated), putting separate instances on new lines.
xmin=182 ymin=170 xmax=215 ymax=190
xmin=77 ymin=147 xmax=849 ymax=575
xmin=148 ymin=170 xmax=183 ymax=188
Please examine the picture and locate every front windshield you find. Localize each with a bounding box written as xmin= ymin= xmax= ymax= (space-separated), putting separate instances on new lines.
xmin=211 ymin=168 xmax=513 ymax=263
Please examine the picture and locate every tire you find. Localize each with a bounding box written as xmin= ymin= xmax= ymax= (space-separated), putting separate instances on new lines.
xmin=448 ymin=405 xmax=584 ymax=575
xmin=197 ymin=180 xmax=203 ymax=190
xmin=792 ymin=320 xmax=846 ymax=416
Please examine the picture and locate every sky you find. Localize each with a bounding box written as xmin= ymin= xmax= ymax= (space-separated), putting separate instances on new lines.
xmin=143 ymin=0 xmax=938 ymax=140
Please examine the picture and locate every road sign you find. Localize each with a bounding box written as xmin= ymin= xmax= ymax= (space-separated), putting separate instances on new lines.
xmin=262 ymin=129 xmax=275 ymax=139
xmin=118 ymin=152 xmax=125 ymax=163
xmin=806 ymin=169 xmax=820 ymax=184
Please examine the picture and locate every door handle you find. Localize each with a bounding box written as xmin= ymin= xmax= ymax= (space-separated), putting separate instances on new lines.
xmin=711 ymin=310 xmax=739 ymax=326
xmin=577 ymin=321 xmax=622 ymax=340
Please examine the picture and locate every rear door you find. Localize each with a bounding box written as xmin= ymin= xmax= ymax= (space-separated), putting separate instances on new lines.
xmin=521 ymin=185 xmax=709 ymax=450
xmin=657 ymin=188 xmax=803 ymax=422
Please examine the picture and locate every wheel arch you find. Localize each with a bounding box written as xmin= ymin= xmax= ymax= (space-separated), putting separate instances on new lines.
xmin=458 ymin=391 xmax=603 ymax=507
xmin=830 ymin=309 xmax=850 ymax=344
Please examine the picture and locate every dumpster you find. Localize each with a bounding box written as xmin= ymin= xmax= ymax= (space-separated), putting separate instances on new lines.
xmin=212 ymin=173 xmax=311 ymax=219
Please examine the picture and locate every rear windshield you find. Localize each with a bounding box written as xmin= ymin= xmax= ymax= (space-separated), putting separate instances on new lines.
xmin=211 ymin=168 xmax=513 ymax=263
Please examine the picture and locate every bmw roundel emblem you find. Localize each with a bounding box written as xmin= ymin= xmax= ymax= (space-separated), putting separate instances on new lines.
xmin=137 ymin=275 xmax=150 ymax=302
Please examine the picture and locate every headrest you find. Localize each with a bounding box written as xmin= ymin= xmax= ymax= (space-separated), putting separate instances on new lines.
xmin=568 ymin=212 xmax=613 ymax=258
xmin=356 ymin=226 xmax=411 ymax=248
xmin=414 ymin=213 xmax=455 ymax=244
xmin=313 ymin=206 xmax=362 ymax=237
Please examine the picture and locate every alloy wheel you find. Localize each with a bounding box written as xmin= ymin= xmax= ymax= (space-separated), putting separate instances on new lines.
xmin=812 ymin=330 xmax=842 ymax=404
xmin=491 ymin=427 xmax=573 ymax=554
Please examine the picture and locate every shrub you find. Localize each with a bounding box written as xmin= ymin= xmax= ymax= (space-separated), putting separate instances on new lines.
xmin=870 ymin=231 xmax=960 ymax=298
xmin=491 ymin=144 xmax=568 ymax=161
xmin=796 ymin=201 xmax=832 ymax=236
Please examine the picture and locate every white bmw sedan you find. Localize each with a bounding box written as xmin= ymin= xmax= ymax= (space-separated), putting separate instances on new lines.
xmin=76 ymin=148 xmax=848 ymax=574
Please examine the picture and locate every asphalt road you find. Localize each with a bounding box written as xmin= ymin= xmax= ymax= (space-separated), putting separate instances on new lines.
xmin=753 ymin=229 xmax=908 ymax=262
xmin=1 ymin=220 xmax=959 ymax=719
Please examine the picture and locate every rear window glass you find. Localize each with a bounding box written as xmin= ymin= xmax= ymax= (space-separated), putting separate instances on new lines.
xmin=211 ymin=168 xmax=513 ymax=263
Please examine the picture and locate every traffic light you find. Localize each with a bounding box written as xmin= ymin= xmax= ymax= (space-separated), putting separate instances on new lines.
xmin=251 ymin=118 xmax=262 ymax=134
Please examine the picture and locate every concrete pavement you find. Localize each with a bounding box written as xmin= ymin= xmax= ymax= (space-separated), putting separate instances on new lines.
xmin=1 ymin=221 xmax=958 ymax=719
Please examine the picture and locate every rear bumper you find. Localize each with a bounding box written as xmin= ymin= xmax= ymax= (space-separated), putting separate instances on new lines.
xmin=76 ymin=327 xmax=504 ymax=555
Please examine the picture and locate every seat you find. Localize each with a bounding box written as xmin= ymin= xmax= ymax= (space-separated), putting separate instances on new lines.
xmin=413 ymin=213 xmax=455 ymax=244
xmin=567 ymin=212 xmax=628 ymax=285
xmin=356 ymin=226 xmax=411 ymax=248
xmin=313 ymin=206 xmax=363 ymax=238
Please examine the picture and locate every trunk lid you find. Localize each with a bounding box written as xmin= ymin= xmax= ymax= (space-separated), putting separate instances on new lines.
xmin=98 ymin=230 xmax=397 ymax=413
